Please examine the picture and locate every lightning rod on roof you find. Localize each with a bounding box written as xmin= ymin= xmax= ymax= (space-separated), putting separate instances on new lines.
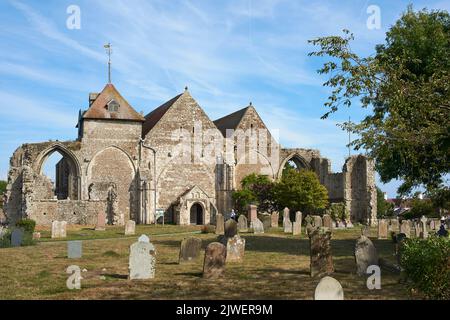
xmin=104 ymin=43 xmax=112 ymax=84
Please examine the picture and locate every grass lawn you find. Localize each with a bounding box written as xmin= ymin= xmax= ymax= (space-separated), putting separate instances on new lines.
xmin=0 ymin=225 xmax=414 ymax=300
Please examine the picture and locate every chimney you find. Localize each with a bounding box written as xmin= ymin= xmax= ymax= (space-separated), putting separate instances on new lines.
xmin=89 ymin=93 xmax=99 ymax=107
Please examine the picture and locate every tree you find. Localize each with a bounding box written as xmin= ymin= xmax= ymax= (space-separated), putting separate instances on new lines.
xmin=0 ymin=180 xmax=6 ymax=194
xmin=232 ymin=173 xmax=275 ymax=214
xmin=273 ymin=168 xmax=328 ymax=214
xmin=403 ymin=198 xmax=437 ymax=219
xmin=428 ymin=186 xmax=450 ymax=215
xmin=308 ymin=6 xmax=450 ymax=195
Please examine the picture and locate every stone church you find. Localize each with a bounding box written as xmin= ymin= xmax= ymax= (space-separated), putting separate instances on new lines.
xmin=4 ymin=83 xmax=377 ymax=226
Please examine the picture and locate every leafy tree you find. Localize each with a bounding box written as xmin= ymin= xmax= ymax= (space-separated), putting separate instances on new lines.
xmin=308 ymin=6 xmax=450 ymax=195
xmin=273 ymin=168 xmax=328 ymax=214
xmin=403 ymin=198 xmax=437 ymax=219
xmin=232 ymin=174 xmax=275 ymax=214
xmin=427 ymin=186 xmax=450 ymax=215
xmin=0 ymin=180 xmax=6 ymax=194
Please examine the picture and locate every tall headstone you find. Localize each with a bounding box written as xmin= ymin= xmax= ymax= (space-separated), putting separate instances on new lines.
xmin=283 ymin=217 xmax=292 ymax=233
xmin=314 ymin=276 xmax=344 ymax=300
xmin=400 ymin=220 xmax=411 ymax=238
xmin=129 ymin=235 xmax=156 ymax=280
xmin=414 ymin=221 xmax=421 ymax=238
xmin=125 ymin=220 xmax=136 ymax=235
xmin=68 ymin=241 xmax=82 ymax=259
xmin=11 ymin=228 xmax=24 ymax=247
xmin=283 ymin=207 xmax=290 ymax=221
xmin=51 ymin=221 xmax=67 ymax=238
xmin=420 ymin=216 xmax=428 ymax=239
xmin=322 ymin=214 xmax=332 ymax=229
xmin=271 ymin=211 xmax=279 ymax=228
xmin=248 ymin=205 xmax=257 ymax=223
xmin=237 ymin=215 xmax=248 ymax=232
xmin=224 ymin=219 xmax=238 ymax=238
xmin=226 ymin=235 xmax=246 ymax=263
xmin=377 ymin=219 xmax=388 ymax=239
xmin=354 ymin=235 xmax=378 ymax=276
xmin=95 ymin=212 xmax=106 ymax=231
xmin=295 ymin=211 xmax=302 ymax=223
xmin=313 ymin=215 xmax=323 ymax=228
xmin=179 ymin=237 xmax=202 ymax=263
xmin=250 ymin=218 xmax=264 ymax=234
xmin=308 ymin=227 xmax=334 ymax=277
xmin=261 ymin=215 xmax=271 ymax=230
xmin=215 ymin=214 xmax=225 ymax=235
xmin=292 ymin=221 xmax=301 ymax=236
xmin=203 ymin=242 xmax=227 ymax=279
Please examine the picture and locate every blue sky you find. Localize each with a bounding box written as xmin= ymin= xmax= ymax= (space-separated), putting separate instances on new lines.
xmin=1 ymin=0 xmax=448 ymax=197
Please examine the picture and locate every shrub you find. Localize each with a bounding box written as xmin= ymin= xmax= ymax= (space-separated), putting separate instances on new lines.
xmin=328 ymin=202 xmax=348 ymax=221
xmin=400 ymin=236 xmax=450 ymax=299
xmin=16 ymin=219 xmax=36 ymax=234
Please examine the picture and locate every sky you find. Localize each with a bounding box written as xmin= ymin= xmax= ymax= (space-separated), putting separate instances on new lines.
xmin=1 ymin=0 xmax=449 ymax=197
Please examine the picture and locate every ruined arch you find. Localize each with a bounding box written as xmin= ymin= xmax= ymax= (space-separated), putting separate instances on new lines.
xmin=277 ymin=153 xmax=311 ymax=180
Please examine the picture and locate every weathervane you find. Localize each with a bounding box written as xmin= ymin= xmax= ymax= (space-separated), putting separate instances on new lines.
xmin=104 ymin=43 xmax=112 ymax=83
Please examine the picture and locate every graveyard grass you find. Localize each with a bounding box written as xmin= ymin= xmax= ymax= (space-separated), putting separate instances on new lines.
xmin=0 ymin=225 xmax=416 ymax=300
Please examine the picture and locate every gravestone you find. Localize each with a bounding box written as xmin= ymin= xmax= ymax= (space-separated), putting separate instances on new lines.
xmin=129 ymin=235 xmax=156 ymax=280
xmin=179 ymin=237 xmax=202 ymax=263
xmin=51 ymin=220 xmax=67 ymax=238
xmin=322 ymin=214 xmax=332 ymax=229
xmin=237 ymin=215 xmax=248 ymax=232
xmin=125 ymin=220 xmax=136 ymax=235
xmin=32 ymin=232 xmax=41 ymax=240
xmin=361 ymin=226 xmax=370 ymax=237
xmin=308 ymin=227 xmax=334 ymax=277
xmin=389 ymin=219 xmax=399 ymax=232
xmin=68 ymin=241 xmax=82 ymax=259
xmin=400 ymin=220 xmax=411 ymax=238
xmin=295 ymin=211 xmax=302 ymax=223
xmin=314 ymin=276 xmax=344 ymax=300
xmin=312 ymin=215 xmax=323 ymax=228
xmin=248 ymin=205 xmax=257 ymax=223
xmin=11 ymin=228 xmax=24 ymax=247
xmin=95 ymin=212 xmax=106 ymax=231
xmin=203 ymin=242 xmax=227 ymax=279
xmin=283 ymin=217 xmax=292 ymax=233
xmin=0 ymin=226 xmax=6 ymax=239
xmin=292 ymin=221 xmax=301 ymax=236
xmin=224 ymin=219 xmax=238 ymax=238
xmin=283 ymin=207 xmax=290 ymax=221
xmin=377 ymin=219 xmax=388 ymax=239
xmin=226 ymin=235 xmax=245 ymax=263
xmin=215 ymin=214 xmax=225 ymax=235
xmin=250 ymin=218 xmax=264 ymax=234
xmin=271 ymin=211 xmax=279 ymax=228
xmin=354 ymin=235 xmax=378 ymax=276
xmin=261 ymin=215 xmax=271 ymax=230
xmin=429 ymin=220 xmax=436 ymax=231
xmin=420 ymin=216 xmax=428 ymax=239
xmin=414 ymin=221 xmax=421 ymax=238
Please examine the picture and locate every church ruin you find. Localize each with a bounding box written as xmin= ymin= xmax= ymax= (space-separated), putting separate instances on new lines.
xmin=4 ymin=83 xmax=377 ymax=226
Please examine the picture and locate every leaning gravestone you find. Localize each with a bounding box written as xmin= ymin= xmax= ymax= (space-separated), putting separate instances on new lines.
xmin=125 ymin=220 xmax=136 ymax=235
xmin=179 ymin=237 xmax=202 ymax=263
xmin=312 ymin=215 xmax=323 ymax=228
xmin=11 ymin=228 xmax=24 ymax=247
xmin=68 ymin=241 xmax=82 ymax=259
xmin=354 ymin=235 xmax=378 ymax=276
xmin=308 ymin=227 xmax=334 ymax=277
xmin=95 ymin=212 xmax=106 ymax=231
xmin=248 ymin=205 xmax=257 ymax=223
xmin=314 ymin=276 xmax=344 ymax=300
xmin=400 ymin=220 xmax=411 ymax=238
xmin=51 ymin=220 xmax=67 ymax=238
xmin=224 ymin=219 xmax=238 ymax=238
xmin=203 ymin=242 xmax=227 ymax=279
xmin=378 ymin=219 xmax=388 ymax=239
xmin=322 ymin=214 xmax=332 ymax=229
xmin=250 ymin=218 xmax=264 ymax=234
xmin=420 ymin=216 xmax=428 ymax=239
xmin=129 ymin=235 xmax=156 ymax=280
xmin=226 ymin=235 xmax=245 ymax=263
xmin=271 ymin=211 xmax=279 ymax=228
xmin=215 ymin=214 xmax=225 ymax=235
xmin=237 ymin=215 xmax=248 ymax=232
xmin=292 ymin=221 xmax=301 ymax=236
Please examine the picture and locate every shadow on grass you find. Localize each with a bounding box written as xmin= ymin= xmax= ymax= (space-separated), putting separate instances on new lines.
xmin=103 ymin=273 xmax=128 ymax=280
xmin=175 ymin=272 xmax=203 ymax=278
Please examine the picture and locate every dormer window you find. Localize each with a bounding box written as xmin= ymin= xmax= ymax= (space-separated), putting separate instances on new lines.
xmin=107 ymin=99 xmax=120 ymax=112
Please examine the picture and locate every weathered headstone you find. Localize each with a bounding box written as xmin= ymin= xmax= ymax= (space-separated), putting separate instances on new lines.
xmin=283 ymin=217 xmax=292 ymax=233
xmin=389 ymin=219 xmax=399 ymax=232
xmin=51 ymin=220 xmax=67 ymax=238
xmin=95 ymin=212 xmax=106 ymax=231
xmin=226 ymin=235 xmax=245 ymax=263
xmin=68 ymin=240 xmax=82 ymax=259
xmin=203 ymin=242 xmax=227 ymax=279
xmin=11 ymin=228 xmax=24 ymax=247
xmin=129 ymin=235 xmax=156 ymax=280
xmin=250 ymin=218 xmax=264 ymax=234
xmin=271 ymin=211 xmax=279 ymax=228
xmin=377 ymin=219 xmax=388 ymax=239
xmin=248 ymin=205 xmax=257 ymax=223
xmin=308 ymin=227 xmax=334 ymax=277
xmin=312 ymin=215 xmax=322 ymax=228
xmin=295 ymin=211 xmax=302 ymax=223
xmin=237 ymin=215 xmax=248 ymax=232
xmin=124 ymin=220 xmax=136 ymax=235
xmin=322 ymin=214 xmax=332 ymax=229
xmin=224 ymin=219 xmax=238 ymax=238
xmin=179 ymin=237 xmax=202 ymax=263
xmin=215 ymin=214 xmax=225 ymax=235
xmin=283 ymin=207 xmax=290 ymax=221
xmin=414 ymin=221 xmax=421 ymax=238
xmin=292 ymin=221 xmax=301 ymax=236
xmin=354 ymin=235 xmax=378 ymax=276
xmin=420 ymin=216 xmax=428 ymax=239
xmin=314 ymin=276 xmax=344 ymax=300
xmin=261 ymin=215 xmax=271 ymax=230
xmin=400 ymin=220 xmax=411 ymax=238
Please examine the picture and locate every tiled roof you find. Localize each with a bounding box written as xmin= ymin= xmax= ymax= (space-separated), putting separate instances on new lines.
xmin=213 ymin=106 xmax=250 ymax=137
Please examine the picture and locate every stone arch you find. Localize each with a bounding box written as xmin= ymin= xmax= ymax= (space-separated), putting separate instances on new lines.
xmin=87 ymin=146 xmax=137 ymax=222
xmin=34 ymin=143 xmax=81 ymax=200
xmin=277 ymin=153 xmax=311 ymax=180
xmin=189 ymin=201 xmax=205 ymax=225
